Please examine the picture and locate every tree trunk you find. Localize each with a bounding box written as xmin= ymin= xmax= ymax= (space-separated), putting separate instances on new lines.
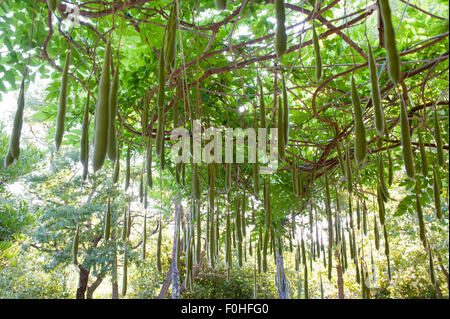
xmin=435 ymin=251 xmax=449 ymax=291
xmin=158 ymin=194 xmax=183 ymax=299
xmin=76 ymin=266 xmax=90 ymax=299
xmin=434 ymin=279 xmax=443 ymax=299
xmin=275 ymin=239 xmax=287 ymax=299
xmin=87 ymin=276 xmax=103 ymax=299
xmin=335 ymin=249 xmax=344 ymax=299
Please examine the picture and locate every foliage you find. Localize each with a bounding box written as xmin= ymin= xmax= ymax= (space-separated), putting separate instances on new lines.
xmin=0 ymin=0 xmax=448 ymax=299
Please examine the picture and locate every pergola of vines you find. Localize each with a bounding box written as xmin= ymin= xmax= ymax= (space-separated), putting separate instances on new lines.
xmin=34 ymin=0 xmax=448 ymax=182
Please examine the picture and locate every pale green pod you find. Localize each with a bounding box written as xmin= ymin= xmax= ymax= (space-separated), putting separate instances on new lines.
xmin=93 ymin=40 xmax=111 ymax=172
xmin=55 ymin=50 xmax=71 ymax=151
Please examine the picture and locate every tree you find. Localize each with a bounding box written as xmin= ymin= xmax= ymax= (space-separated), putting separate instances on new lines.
xmin=0 ymin=0 xmax=448 ymax=299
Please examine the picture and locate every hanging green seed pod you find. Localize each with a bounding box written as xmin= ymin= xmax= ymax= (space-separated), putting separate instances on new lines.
xmin=297 ymin=165 xmax=304 ymax=196
xmin=47 ymin=0 xmax=57 ymax=12
xmin=157 ymin=220 xmax=162 ymax=273
xmin=351 ymin=76 xmax=367 ymax=165
xmin=374 ymin=216 xmax=380 ymax=251
xmin=55 ymin=50 xmax=71 ymax=152
xmin=345 ymin=144 xmax=353 ymax=194
xmin=349 ymin=226 xmax=354 ymax=260
xmin=254 ymin=161 xmax=260 ymax=197
xmin=258 ymin=74 xmax=266 ymax=128
xmin=122 ymin=243 xmax=128 ymax=297
xmin=165 ymin=3 xmax=178 ymax=70
xmin=81 ymin=88 xmax=90 ymax=180
xmin=386 ymin=254 xmax=392 ymax=281
xmin=238 ymin=241 xmax=243 ymax=267
xmin=225 ymin=163 xmax=232 ymax=193
xmin=146 ymin=135 xmax=153 ymax=188
xmin=235 ymin=197 xmax=243 ymax=243
xmin=142 ymin=214 xmax=147 ymax=260
xmin=292 ymin=161 xmax=298 ymax=195
xmin=125 ymin=146 xmax=131 ymax=191
xmin=143 ymin=92 xmax=148 ymax=135
xmin=241 ymin=195 xmax=246 ymax=238
xmin=6 ymin=74 xmax=26 ymax=163
xmin=72 ymin=224 xmax=79 ymax=265
xmin=226 ymin=211 xmax=232 ymax=268
xmin=126 ymin=209 xmax=132 ymax=239
xmin=262 ymin=231 xmax=268 ymax=273
xmin=232 ymin=221 xmax=237 ymax=250
xmin=376 ymin=184 xmax=385 ymax=225
xmin=362 ymin=201 xmax=368 ymax=236
xmin=414 ymin=181 xmax=426 ymax=245
xmin=93 ymin=40 xmax=111 ymax=172
xmin=139 ymin=172 xmax=144 ymax=203
xmin=182 ymin=163 xmax=186 ymax=186
xmin=215 ymin=0 xmax=227 ymax=10
xmin=156 ymin=47 xmax=165 ymax=109
xmin=107 ymin=61 xmax=119 ymax=162
xmin=156 ymin=111 xmax=165 ymax=159
xmin=263 ymin=178 xmax=272 ymax=229
xmin=312 ymin=21 xmax=322 ymax=82
xmin=160 ymin=137 xmax=166 ymax=169
xmin=383 ymin=223 xmax=390 ymax=258
xmin=175 ymin=164 xmax=181 ymax=185
xmin=348 ymin=195 xmax=354 ymax=230
xmin=304 ymin=264 xmax=309 ymax=299
xmin=379 ymin=155 xmax=390 ymax=201
xmin=295 ymin=244 xmax=300 ymax=271
xmin=399 ymin=95 xmax=415 ymax=181
xmin=210 ymin=210 xmax=216 ymax=268
xmin=301 ymin=234 xmax=307 ymax=266
xmin=144 ymin=187 xmax=148 ymax=209
xmin=275 ymin=0 xmax=287 ymax=57
xmin=111 ymin=154 xmax=120 ymax=183
xmin=104 ymin=197 xmax=111 ymax=241
xmin=432 ymin=164 xmax=442 ymax=219
xmin=209 ymin=164 xmax=215 ymax=212
xmin=271 ymin=227 xmax=276 ymax=261
xmin=417 ymin=129 xmax=429 ymax=177
xmin=156 ymin=47 xmax=165 ymax=158
xmin=379 ymin=0 xmax=401 ymax=84
xmin=428 ymin=242 xmax=436 ymax=285
xmin=342 ymin=228 xmax=348 ymax=270
xmin=433 ymin=110 xmax=445 ymax=168
xmin=282 ymin=71 xmax=289 ymax=145
xmin=191 ymin=163 xmax=201 ymax=200
xmin=253 ymin=267 xmax=257 ymax=298
xmin=214 ymin=162 xmax=220 ymax=180
xmin=196 ymin=202 xmax=201 ymax=263
xmin=277 ymin=95 xmax=285 ymax=160
xmin=367 ymin=42 xmax=384 ymax=137
xmin=121 ymin=209 xmax=127 ymax=241
xmin=356 ymin=199 xmax=361 ymax=230
xmin=327 ymin=246 xmax=332 ymax=281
